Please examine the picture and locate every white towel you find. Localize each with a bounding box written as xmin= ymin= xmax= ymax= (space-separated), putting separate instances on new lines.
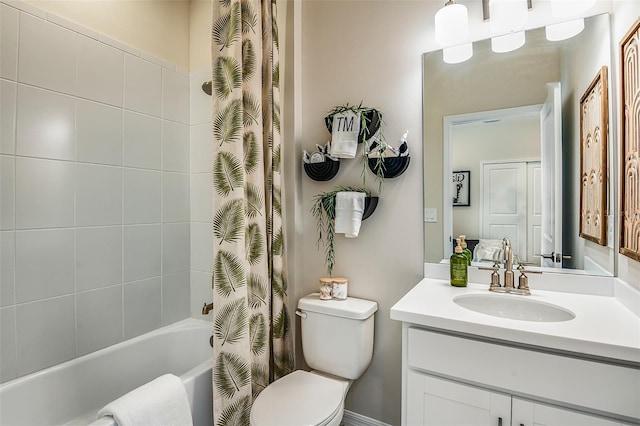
xmin=97 ymin=374 xmax=193 ymax=426
xmin=335 ymin=192 xmax=366 ymax=238
xmin=329 ymin=111 xmax=360 ymax=158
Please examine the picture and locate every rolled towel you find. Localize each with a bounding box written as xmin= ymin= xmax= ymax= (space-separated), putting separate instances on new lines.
xmin=329 ymin=111 xmax=360 ymax=158
xmin=97 ymin=374 xmax=193 ymax=426
xmin=335 ymin=192 xmax=366 ymax=238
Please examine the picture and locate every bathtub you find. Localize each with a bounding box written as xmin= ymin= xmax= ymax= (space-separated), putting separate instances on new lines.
xmin=0 ymin=319 xmax=213 ymax=426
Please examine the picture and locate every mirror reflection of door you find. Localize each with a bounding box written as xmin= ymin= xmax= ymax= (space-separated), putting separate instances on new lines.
xmin=480 ymin=161 xmax=541 ymax=265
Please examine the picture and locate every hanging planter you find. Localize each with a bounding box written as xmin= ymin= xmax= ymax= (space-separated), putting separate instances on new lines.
xmin=367 ymin=156 xmax=411 ymax=178
xmin=324 ymin=104 xmax=382 ymax=144
xmin=304 ymin=159 xmax=340 ymax=181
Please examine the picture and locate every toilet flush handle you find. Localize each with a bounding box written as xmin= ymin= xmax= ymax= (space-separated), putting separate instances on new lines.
xmin=295 ymin=309 xmax=307 ymax=319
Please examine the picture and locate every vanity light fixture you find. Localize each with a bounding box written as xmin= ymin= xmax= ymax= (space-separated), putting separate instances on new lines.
xmin=545 ymin=18 xmax=585 ymax=41
xmin=545 ymin=0 xmax=594 ymax=41
xmin=488 ymin=0 xmax=528 ymax=53
xmin=491 ymin=31 xmax=526 ymax=53
xmin=435 ymin=0 xmax=469 ymax=46
xmin=489 ymin=0 xmax=528 ymax=33
xmin=549 ymin=0 xmax=596 ymax=18
xmin=443 ymin=42 xmax=473 ymax=64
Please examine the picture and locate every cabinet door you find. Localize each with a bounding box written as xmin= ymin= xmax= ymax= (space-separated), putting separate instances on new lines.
xmin=407 ymin=372 xmax=511 ymax=426
xmin=512 ymin=398 xmax=626 ymax=426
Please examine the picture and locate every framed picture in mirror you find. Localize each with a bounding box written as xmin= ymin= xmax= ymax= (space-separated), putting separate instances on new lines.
xmin=579 ymin=66 xmax=608 ymax=246
xmin=620 ymin=19 xmax=640 ymax=261
xmin=452 ymin=171 xmax=470 ymax=207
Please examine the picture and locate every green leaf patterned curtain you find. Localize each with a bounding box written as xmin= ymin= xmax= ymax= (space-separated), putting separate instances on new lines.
xmin=211 ymin=0 xmax=293 ymax=423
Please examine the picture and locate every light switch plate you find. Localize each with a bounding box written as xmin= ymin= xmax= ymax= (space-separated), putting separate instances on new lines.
xmin=424 ymin=208 xmax=437 ymax=223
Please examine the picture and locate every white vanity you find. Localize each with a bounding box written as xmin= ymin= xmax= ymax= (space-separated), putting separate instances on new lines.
xmin=390 ymin=266 xmax=640 ymax=426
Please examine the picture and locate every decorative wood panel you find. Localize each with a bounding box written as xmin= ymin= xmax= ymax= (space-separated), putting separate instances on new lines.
xmin=579 ymin=66 xmax=608 ymax=246
xmin=620 ymin=19 xmax=640 ymax=261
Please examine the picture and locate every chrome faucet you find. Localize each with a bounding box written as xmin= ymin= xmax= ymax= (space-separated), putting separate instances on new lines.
xmin=502 ymin=238 xmax=515 ymax=291
xmin=480 ymin=237 xmax=541 ymax=295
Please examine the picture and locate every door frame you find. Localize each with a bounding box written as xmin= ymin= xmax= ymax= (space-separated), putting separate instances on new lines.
xmin=443 ymin=104 xmax=543 ymax=257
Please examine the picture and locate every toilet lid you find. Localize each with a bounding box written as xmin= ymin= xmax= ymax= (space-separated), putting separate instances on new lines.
xmin=250 ymin=370 xmax=344 ymax=426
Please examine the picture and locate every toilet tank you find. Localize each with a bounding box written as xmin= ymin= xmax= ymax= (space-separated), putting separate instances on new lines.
xmin=297 ymin=294 xmax=378 ymax=380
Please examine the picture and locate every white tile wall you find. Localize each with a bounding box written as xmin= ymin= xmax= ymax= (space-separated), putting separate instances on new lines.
xmin=124 ymin=277 xmax=161 ymax=339
xmin=162 ymin=120 xmax=190 ymax=172
xmin=123 ymin=111 xmax=161 ymax=169
xmin=123 ymin=169 xmax=161 ymax=224
xmin=124 ymin=54 xmax=162 ymax=117
xmin=76 ymin=227 xmax=122 ymax=292
xmin=76 ymin=285 xmax=123 ymax=356
xmin=1 ymin=4 xmax=19 ymax=81
xmin=75 ymin=164 xmax=122 ymax=226
xmin=0 ymin=1 xmax=193 ymax=383
xmin=15 ymin=229 xmax=75 ymax=303
xmin=0 ymin=155 xmax=15 ymax=229
xmin=15 ymin=295 xmax=76 ymax=376
xmin=163 ymin=172 xmax=190 ymax=222
xmin=0 ymin=231 xmax=15 ymax=306
xmin=76 ymin=99 xmax=123 ymax=166
xmin=15 ymin=157 xmax=74 ymax=229
xmin=18 ymin=13 xmax=77 ymax=95
xmin=123 ymin=224 xmax=161 ymax=282
xmin=189 ymin=66 xmax=213 ymax=318
xmin=0 ymin=306 xmax=17 ymax=382
xmin=16 ymin=84 xmax=75 ymax=161
xmin=76 ymin=36 xmax=124 ymax=107
xmin=0 ymin=80 xmax=17 ymax=154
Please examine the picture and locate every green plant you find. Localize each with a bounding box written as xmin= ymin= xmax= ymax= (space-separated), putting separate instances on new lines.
xmin=311 ymin=186 xmax=372 ymax=276
xmin=325 ymin=102 xmax=388 ymax=192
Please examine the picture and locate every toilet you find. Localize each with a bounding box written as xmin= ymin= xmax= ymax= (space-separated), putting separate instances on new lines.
xmin=250 ymin=293 xmax=378 ymax=426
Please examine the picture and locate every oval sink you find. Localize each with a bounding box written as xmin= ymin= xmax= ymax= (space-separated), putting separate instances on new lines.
xmin=453 ymin=294 xmax=576 ymax=322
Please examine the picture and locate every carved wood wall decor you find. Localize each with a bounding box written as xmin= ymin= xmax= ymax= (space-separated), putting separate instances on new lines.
xmin=579 ymin=66 xmax=608 ymax=246
xmin=620 ymin=19 xmax=640 ymax=261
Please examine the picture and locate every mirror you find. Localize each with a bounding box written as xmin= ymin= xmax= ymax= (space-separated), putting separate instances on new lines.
xmin=423 ymin=13 xmax=615 ymax=276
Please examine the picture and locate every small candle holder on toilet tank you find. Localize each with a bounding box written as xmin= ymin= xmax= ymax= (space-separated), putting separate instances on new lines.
xmin=331 ymin=277 xmax=348 ymax=300
xmin=319 ymin=278 xmax=333 ymax=300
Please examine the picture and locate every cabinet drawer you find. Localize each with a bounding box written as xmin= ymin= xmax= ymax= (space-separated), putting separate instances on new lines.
xmin=407 ymin=327 xmax=640 ymax=420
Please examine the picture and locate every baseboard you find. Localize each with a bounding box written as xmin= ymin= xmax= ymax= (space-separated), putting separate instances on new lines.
xmin=342 ymin=410 xmax=392 ymax=426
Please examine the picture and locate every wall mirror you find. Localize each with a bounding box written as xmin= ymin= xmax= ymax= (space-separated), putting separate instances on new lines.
xmin=423 ymin=13 xmax=616 ymax=277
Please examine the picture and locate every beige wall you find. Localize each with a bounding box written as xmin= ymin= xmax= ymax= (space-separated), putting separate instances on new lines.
xmin=296 ymin=1 xmax=426 ymax=423
xmin=189 ymin=0 xmax=211 ymax=71
xmin=23 ymin=0 xmax=190 ymax=69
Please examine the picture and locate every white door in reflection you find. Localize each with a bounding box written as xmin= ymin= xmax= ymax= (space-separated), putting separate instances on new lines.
xmin=480 ymin=161 xmax=540 ymax=263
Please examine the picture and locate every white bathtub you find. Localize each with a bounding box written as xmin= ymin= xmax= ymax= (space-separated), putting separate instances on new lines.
xmin=0 ymin=319 xmax=213 ymax=426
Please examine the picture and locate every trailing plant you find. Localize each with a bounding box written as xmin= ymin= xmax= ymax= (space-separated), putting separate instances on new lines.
xmin=311 ymin=186 xmax=372 ymax=276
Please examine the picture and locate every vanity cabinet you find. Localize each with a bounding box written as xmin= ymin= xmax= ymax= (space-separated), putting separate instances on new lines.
xmin=407 ymin=373 xmax=625 ymax=426
xmin=402 ymin=326 xmax=639 ymax=426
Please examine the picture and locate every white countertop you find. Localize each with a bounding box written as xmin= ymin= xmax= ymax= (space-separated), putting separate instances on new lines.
xmin=390 ymin=278 xmax=640 ymax=364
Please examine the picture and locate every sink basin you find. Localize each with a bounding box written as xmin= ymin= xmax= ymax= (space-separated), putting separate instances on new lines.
xmin=453 ymin=294 xmax=576 ymax=322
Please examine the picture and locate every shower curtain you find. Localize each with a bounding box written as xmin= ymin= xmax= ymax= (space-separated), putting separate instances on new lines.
xmin=210 ymin=0 xmax=294 ymax=423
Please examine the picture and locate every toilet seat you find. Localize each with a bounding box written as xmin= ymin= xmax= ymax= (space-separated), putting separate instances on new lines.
xmin=250 ymin=370 xmax=344 ymax=426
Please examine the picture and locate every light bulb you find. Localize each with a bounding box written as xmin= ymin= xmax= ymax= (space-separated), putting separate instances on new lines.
xmin=546 ymin=18 xmax=585 ymax=41
xmin=435 ymin=1 xmax=469 ymax=46
xmin=443 ymin=43 xmax=473 ymax=64
xmin=492 ymin=31 xmax=526 ymax=53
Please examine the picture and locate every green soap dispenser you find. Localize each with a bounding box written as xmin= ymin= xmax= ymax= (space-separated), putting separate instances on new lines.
xmin=450 ymin=238 xmax=468 ymax=287
xmin=459 ymin=235 xmax=472 ymax=266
